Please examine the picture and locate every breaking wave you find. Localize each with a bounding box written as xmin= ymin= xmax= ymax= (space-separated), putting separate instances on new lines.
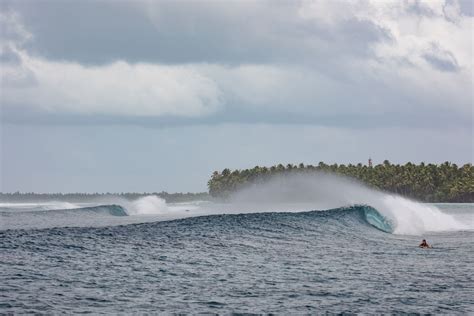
xmin=1 ymin=174 xmax=471 ymax=235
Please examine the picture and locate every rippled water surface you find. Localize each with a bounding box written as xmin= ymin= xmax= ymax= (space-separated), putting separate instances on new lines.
xmin=1 ymin=203 xmax=473 ymax=313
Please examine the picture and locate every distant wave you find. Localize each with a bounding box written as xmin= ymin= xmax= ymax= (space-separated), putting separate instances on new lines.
xmin=0 ymin=202 xmax=395 ymax=234
xmin=0 ymin=204 xmax=128 ymax=217
xmin=1 ymin=193 xmax=471 ymax=235
xmin=0 ymin=201 xmax=82 ymax=211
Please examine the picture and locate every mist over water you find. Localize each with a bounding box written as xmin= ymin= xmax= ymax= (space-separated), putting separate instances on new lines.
xmin=108 ymin=172 xmax=469 ymax=235
xmin=225 ymin=173 xmax=470 ymax=235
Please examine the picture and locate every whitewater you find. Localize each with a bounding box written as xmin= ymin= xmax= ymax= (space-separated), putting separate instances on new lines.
xmin=1 ymin=174 xmax=473 ymax=313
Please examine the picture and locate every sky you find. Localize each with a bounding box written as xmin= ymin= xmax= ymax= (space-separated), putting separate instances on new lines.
xmin=0 ymin=0 xmax=473 ymax=193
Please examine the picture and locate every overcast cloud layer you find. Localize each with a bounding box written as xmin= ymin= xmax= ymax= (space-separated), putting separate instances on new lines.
xmin=0 ymin=0 xmax=472 ymax=192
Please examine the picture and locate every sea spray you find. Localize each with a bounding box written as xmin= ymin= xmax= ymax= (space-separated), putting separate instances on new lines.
xmin=1 ymin=175 xmax=470 ymax=235
xmin=126 ymin=195 xmax=169 ymax=215
xmin=120 ymin=195 xmax=202 ymax=219
xmin=117 ymin=174 xmax=470 ymax=235
xmin=224 ymin=172 xmax=469 ymax=235
xmin=370 ymin=195 xmax=469 ymax=235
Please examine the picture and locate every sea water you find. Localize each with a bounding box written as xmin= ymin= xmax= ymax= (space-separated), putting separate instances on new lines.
xmin=1 ymin=198 xmax=472 ymax=313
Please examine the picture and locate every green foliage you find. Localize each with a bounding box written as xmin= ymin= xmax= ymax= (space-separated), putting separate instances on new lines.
xmin=207 ymin=161 xmax=474 ymax=202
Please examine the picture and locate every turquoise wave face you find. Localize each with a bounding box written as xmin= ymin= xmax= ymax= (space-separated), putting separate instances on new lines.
xmin=92 ymin=205 xmax=128 ymax=216
xmin=59 ymin=205 xmax=128 ymax=216
xmin=361 ymin=206 xmax=394 ymax=233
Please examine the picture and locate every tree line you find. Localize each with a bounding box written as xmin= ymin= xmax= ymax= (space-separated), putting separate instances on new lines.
xmin=207 ymin=161 xmax=474 ymax=202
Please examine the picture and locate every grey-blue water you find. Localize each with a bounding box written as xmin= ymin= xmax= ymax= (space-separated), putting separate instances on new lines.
xmin=1 ymin=202 xmax=473 ymax=314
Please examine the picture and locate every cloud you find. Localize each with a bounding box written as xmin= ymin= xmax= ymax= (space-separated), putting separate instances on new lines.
xmin=0 ymin=10 xmax=28 ymax=68
xmin=422 ymin=43 xmax=460 ymax=72
xmin=1 ymin=10 xmax=222 ymax=118
xmin=1 ymin=54 xmax=222 ymax=117
xmin=0 ymin=0 xmax=472 ymax=127
xmin=0 ymin=9 xmax=31 ymax=44
xmin=2 ymin=0 xmax=389 ymax=67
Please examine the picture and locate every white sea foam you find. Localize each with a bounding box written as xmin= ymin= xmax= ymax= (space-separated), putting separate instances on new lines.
xmin=125 ymin=195 xmax=169 ymax=215
xmin=121 ymin=195 xmax=202 ymax=218
xmin=367 ymin=194 xmax=470 ymax=235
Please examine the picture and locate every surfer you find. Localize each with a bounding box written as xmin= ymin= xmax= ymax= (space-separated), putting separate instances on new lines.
xmin=419 ymin=239 xmax=431 ymax=248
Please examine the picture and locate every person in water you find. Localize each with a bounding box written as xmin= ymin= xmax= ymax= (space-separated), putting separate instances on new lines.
xmin=419 ymin=239 xmax=431 ymax=248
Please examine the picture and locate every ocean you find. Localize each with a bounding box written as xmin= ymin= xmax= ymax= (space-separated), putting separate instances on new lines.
xmin=1 ymin=177 xmax=473 ymax=313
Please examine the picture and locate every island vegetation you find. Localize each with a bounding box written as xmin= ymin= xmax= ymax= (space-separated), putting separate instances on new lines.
xmin=2 ymin=161 xmax=472 ymax=203
xmin=207 ymin=161 xmax=474 ymax=203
